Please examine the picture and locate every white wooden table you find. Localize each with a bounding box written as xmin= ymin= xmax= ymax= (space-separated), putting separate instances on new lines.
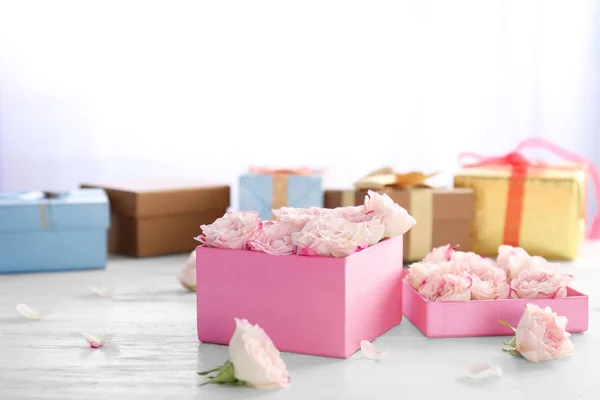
xmin=1 ymin=243 xmax=599 ymax=400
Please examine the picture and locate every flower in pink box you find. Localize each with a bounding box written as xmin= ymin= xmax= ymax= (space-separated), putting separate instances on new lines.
xmin=292 ymin=217 xmax=371 ymax=257
xmin=452 ymin=251 xmax=510 ymax=300
xmin=364 ymin=190 xmax=416 ymax=237
xmin=196 ymin=211 xmax=262 ymax=250
xmin=198 ymin=191 xmax=414 ymax=259
xmin=418 ymin=273 xmax=473 ymax=301
xmin=404 ymin=261 xmax=448 ymax=290
xmin=248 ymin=221 xmax=297 ymax=256
xmin=498 ymin=244 xmax=541 ymax=281
xmin=422 ymin=244 xmax=455 ymax=262
xmin=510 ymin=265 xmax=573 ymax=299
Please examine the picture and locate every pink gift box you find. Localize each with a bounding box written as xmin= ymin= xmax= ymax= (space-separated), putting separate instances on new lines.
xmin=402 ymin=280 xmax=589 ymax=338
xmin=196 ymin=237 xmax=404 ymax=358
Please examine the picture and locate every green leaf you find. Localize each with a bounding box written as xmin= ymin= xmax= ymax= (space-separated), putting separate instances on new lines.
xmin=502 ymin=348 xmax=519 ymax=356
xmin=198 ymin=361 xmax=241 ymax=387
xmin=210 ymin=361 xmax=238 ymax=385
xmin=504 ymin=336 xmax=517 ymax=348
xmin=197 ymin=367 xmax=222 ymax=376
xmin=498 ymin=319 xmax=516 ymax=332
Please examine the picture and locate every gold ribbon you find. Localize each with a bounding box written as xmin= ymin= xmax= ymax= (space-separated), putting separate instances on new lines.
xmin=250 ymin=167 xmax=320 ymax=220
xmin=407 ymin=188 xmax=433 ymax=260
xmin=341 ymin=189 xmax=355 ymax=207
xmin=271 ymin=174 xmax=289 ymax=219
xmin=353 ymin=166 xmax=437 ymax=190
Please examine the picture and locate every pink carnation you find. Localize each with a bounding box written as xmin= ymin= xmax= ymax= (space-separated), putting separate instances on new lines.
xmin=510 ymin=264 xmax=573 ymax=299
xmin=514 ymin=304 xmax=574 ymax=362
xmin=451 ymin=251 xmax=494 ymax=275
xmin=417 ymin=273 xmax=473 ymax=301
xmin=405 ymin=261 xmax=451 ymax=290
xmin=450 ymin=251 xmax=509 ymax=300
xmin=272 ymin=207 xmax=331 ymax=230
xmin=364 ymin=190 xmax=416 ymax=238
xmin=338 ymin=206 xmax=385 ymax=245
xmin=470 ymin=276 xmax=510 ymax=300
xmin=497 ymin=245 xmax=534 ymax=281
xmin=291 ymin=217 xmax=370 ymax=258
xmin=195 ymin=212 xmax=262 ymax=250
xmin=247 ymin=221 xmax=298 ymax=256
xmin=423 ymin=244 xmax=455 ymax=262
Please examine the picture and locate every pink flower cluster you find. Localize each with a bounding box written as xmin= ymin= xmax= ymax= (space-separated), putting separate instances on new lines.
xmin=195 ymin=190 xmax=416 ymax=258
xmin=404 ymin=244 xmax=573 ymax=301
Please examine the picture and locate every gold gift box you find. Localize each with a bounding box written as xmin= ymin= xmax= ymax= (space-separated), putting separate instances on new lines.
xmin=453 ymin=165 xmax=586 ymax=260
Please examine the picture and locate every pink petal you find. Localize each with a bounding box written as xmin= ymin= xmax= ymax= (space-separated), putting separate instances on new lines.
xmin=80 ymin=332 xmax=113 ymax=349
xmin=463 ymin=363 xmax=503 ymax=379
xmin=90 ymin=286 xmax=115 ymax=298
xmin=16 ymin=304 xmax=50 ymax=320
xmin=360 ymin=340 xmax=386 ymax=360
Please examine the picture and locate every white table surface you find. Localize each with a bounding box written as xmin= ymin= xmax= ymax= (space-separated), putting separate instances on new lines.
xmin=1 ymin=243 xmax=599 ymax=400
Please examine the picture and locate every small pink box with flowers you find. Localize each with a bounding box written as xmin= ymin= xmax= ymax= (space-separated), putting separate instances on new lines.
xmin=402 ymin=245 xmax=589 ymax=338
xmin=196 ymin=191 xmax=416 ymax=358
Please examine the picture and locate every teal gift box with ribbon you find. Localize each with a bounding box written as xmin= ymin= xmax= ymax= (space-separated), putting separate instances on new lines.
xmin=0 ymin=189 xmax=110 ymax=274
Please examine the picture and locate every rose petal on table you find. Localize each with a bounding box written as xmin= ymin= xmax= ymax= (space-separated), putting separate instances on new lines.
xmin=16 ymin=304 xmax=47 ymax=320
xmin=463 ymin=363 xmax=503 ymax=379
xmin=80 ymin=332 xmax=114 ymax=349
xmin=90 ymin=286 xmax=115 ymax=298
xmin=360 ymin=340 xmax=386 ymax=360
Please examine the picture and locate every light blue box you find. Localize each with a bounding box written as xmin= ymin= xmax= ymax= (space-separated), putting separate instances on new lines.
xmin=239 ymin=173 xmax=323 ymax=219
xmin=0 ymin=189 xmax=110 ymax=274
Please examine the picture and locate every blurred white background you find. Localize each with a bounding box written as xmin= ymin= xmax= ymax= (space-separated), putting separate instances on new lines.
xmin=0 ymin=0 xmax=598 ymax=214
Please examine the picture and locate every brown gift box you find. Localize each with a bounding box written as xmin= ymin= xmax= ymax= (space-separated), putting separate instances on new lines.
xmin=324 ymin=187 xmax=474 ymax=262
xmin=80 ymin=180 xmax=230 ymax=257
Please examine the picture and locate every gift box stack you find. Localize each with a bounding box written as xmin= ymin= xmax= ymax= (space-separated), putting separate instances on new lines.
xmin=3 ymin=137 xmax=596 ymax=360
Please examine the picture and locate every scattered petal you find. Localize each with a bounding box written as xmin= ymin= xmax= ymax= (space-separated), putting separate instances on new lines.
xmin=80 ymin=332 xmax=114 ymax=349
xmin=90 ymin=286 xmax=115 ymax=298
xmin=360 ymin=340 xmax=386 ymax=360
xmin=16 ymin=304 xmax=50 ymax=320
xmin=463 ymin=363 xmax=503 ymax=379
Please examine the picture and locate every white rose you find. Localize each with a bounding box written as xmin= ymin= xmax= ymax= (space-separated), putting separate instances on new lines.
xmin=228 ymin=318 xmax=290 ymax=389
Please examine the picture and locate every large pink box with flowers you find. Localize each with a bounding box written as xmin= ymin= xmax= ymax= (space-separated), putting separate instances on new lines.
xmin=196 ymin=236 xmax=404 ymax=359
xmin=402 ymin=281 xmax=588 ymax=338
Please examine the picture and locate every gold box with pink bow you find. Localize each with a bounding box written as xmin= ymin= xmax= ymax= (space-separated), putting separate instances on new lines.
xmin=324 ymin=168 xmax=475 ymax=262
xmin=239 ymin=167 xmax=323 ymax=220
xmin=454 ymin=138 xmax=600 ymax=260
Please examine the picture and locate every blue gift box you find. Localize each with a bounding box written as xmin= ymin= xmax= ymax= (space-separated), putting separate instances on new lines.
xmin=0 ymin=189 xmax=110 ymax=274
xmin=239 ymin=173 xmax=323 ymax=219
